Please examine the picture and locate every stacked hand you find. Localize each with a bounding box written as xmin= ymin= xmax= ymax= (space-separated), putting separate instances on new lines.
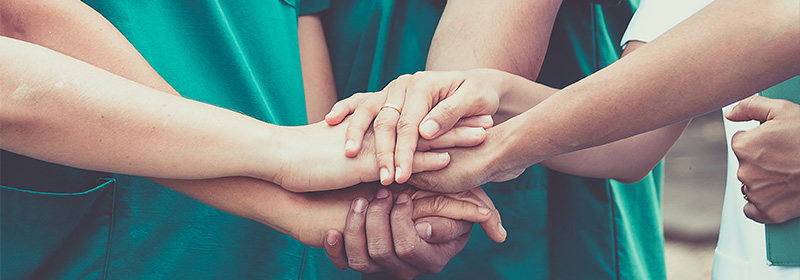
xmin=313 ymin=69 xmax=540 ymax=278
xmin=727 ymin=95 xmax=800 ymax=224
xmin=274 ymin=116 xmax=487 ymax=192
xmin=325 ymin=69 xmax=547 ymax=193
xmin=321 ymin=185 xmax=504 ymax=279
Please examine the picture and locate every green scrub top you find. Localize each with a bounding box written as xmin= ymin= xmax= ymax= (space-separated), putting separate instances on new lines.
xmin=1 ymin=0 xmax=354 ymax=279
xmin=322 ymin=0 xmax=665 ymax=279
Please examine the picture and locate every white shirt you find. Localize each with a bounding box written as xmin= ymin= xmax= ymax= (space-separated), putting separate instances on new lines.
xmin=622 ymin=1 xmax=800 ymax=279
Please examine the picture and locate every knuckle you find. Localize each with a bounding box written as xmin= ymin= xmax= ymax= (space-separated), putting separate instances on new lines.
xmin=368 ymin=243 xmax=394 ymax=262
xmin=431 ymin=196 xmax=447 ymax=214
xmin=394 ymin=242 xmax=419 ymax=259
xmin=731 ymin=135 xmax=754 ymax=156
xmin=347 ymin=259 xmax=371 ymax=272
xmin=776 ymin=99 xmax=794 ymax=111
xmin=373 ymin=117 xmax=396 ymax=131
xmin=396 ymin=118 xmax=418 ymax=133
xmin=374 ymin=150 xmax=394 ymax=161
xmin=736 ymin=167 xmax=752 ymax=185
xmin=437 ymin=102 xmax=459 ymax=120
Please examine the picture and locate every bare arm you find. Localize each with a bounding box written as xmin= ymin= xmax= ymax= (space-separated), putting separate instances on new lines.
xmin=500 ymin=0 xmax=800 ymax=169
xmin=407 ymin=0 xmax=800 ymax=192
xmin=298 ymin=14 xmax=338 ymax=123
xmin=0 ymin=35 xmax=289 ymax=182
xmin=538 ymin=41 xmax=689 ymax=182
xmin=0 ymin=0 xmax=504 ymax=247
xmin=379 ymin=0 xmax=563 ymax=183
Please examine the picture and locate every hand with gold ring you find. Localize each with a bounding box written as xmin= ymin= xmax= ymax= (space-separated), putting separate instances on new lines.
xmin=325 ymin=73 xmax=495 ymax=185
xmin=727 ymin=95 xmax=800 ymax=224
xmin=381 ymin=103 xmax=402 ymax=114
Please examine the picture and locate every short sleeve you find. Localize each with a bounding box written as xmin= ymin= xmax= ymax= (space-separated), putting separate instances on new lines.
xmin=297 ymin=0 xmax=329 ymax=16
xmin=621 ymin=0 xmax=714 ymax=47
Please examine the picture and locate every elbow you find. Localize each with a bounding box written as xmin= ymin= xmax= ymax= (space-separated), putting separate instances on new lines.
xmin=0 ymin=0 xmax=32 ymax=38
xmin=611 ymin=164 xmax=658 ymax=184
xmin=0 ymin=1 xmax=72 ymax=39
xmin=612 ymin=173 xmax=649 ymax=184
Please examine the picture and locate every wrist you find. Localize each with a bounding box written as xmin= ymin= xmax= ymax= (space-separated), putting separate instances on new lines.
xmin=245 ymin=123 xmax=295 ymax=184
xmin=488 ymin=115 xmax=544 ymax=177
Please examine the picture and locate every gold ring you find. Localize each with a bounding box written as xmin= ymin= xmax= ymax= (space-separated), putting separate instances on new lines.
xmin=381 ymin=103 xmax=402 ymax=114
xmin=741 ymin=183 xmax=747 ymax=195
xmin=743 ymin=193 xmax=749 ymax=201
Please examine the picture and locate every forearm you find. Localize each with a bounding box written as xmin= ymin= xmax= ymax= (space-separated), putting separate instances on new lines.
xmin=159 ymin=177 xmax=375 ymax=247
xmin=495 ymin=70 xmax=688 ymax=182
xmin=497 ymin=0 xmax=800 ymax=170
xmin=427 ymin=0 xmax=561 ymax=79
xmin=0 ymin=37 xmax=288 ymax=180
xmin=537 ymin=41 xmax=689 ymax=182
xmin=298 ymin=14 xmax=337 ymax=123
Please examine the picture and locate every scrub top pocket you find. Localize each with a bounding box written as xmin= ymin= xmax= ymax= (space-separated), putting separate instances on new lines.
xmin=1 ymin=177 xmax=116 ymax=279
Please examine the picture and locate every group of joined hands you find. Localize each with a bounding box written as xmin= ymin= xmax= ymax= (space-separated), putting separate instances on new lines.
xmin=270 ymin=69 xmax=542 ymax=278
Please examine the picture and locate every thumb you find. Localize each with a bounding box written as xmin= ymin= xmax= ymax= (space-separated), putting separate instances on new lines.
xmin=420 ymin=86 xmax=497 ymax=140
xmin=726 ymin=95 xmax=775 ymax=123
xmin=414 ymin=217 xmax=473 ymax=244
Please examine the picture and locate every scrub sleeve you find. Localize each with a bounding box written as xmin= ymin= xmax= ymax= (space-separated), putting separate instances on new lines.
xmin=1 ymin=0 xmax=355 ymax=279
xmin=322 ymin=0 xmax=665 ymax=279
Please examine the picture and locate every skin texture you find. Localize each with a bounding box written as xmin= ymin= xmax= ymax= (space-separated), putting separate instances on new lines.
xmin=727 ymin=95 xmax=800 ymax=224
xmin=402 ymin=0 xmax=800 ymax=193
xmin=324 ymin=0 xmax=561 ymax=278
xmin=326 ymin=42 xmax=688 ymax=186
xmin=0 ymin=0 xmax=504 ymax=249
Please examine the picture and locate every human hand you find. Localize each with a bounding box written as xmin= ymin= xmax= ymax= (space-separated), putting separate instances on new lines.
xmin=273 ymin=119 xmax=485 ymax=192
xmin=286 ymin=183 xmax=504 ymax=248
xmin=325 ymin=69 xmax=516 ymax=185
xmin=322 ymin=186 xmax=505 ymax=279
xmin=727 ymin=95 xmax=800 ymax=223
xmin=405 ymin=121 xmax=528 ymax=193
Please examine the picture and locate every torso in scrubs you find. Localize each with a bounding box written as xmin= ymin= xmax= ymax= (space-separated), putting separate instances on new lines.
xmin=322 ymin=0 xmax=666 ymax=279
xmin=1 ymin=0 xmax=354 ymax=279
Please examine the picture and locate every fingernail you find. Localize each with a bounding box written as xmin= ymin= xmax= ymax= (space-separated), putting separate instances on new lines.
xmin=439 ymin=152 xmax=449 ymax=163
xmin=468 ymin=127 xmax=485 ymax=138
xmin=376 ymin=188 xmax=389 ymax=199
xmin=345 ymin=139 xmax=355 ymax=150
xmin=395 ymin=194 xmax=409 ymax=204
xmin=395 ymin=167 xmax=403 ymax=181
xmin=354 ymin=198 xmax=367 ymax=213
xmin=420 ymin=120 xmax=440 ymax=137
xmin=499 ymin=223 xmax=507 ymax=237
xmin=478 ymin=207 xmax=490 ymax=215
xmin=327 ymin=234 xmax=338 ymax=246
xmin=380 ymin=168 xmax=389 ymax=183
xmin=416 ymin=222 xmax=432 ymax=241
xmin=324 ymin=111 xmax=333 ymax=119
xmin=478 ymin=115 xmax=493 ymax=126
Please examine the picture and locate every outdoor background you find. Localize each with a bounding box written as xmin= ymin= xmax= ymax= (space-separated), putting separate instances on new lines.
xmin=662 ymin=111 xmax=728 ymax=280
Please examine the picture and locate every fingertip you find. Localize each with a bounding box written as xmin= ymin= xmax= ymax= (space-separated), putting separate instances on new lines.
xmin=325 ymin=110 xmax=345 ymax=126
xmin=497 ymin=223 xmax=508 ymax=243
xmin=395 ymin=193 xmax=410 ymax=205
xmin=344 ymin=139 xmax=360 ymax=157
xmin=325 ymin=229 xmax=341 ymax=247
xmin=415 ymin=222 xmax=432 ymax=241
xmin=419 ymin=119 xmax=441 ymax=139
xmin=477 ymin=115 xmax=493 ymax=128
xmin=395 ymin=166 xmax=408 ymax=184
xmin=380 ymin=167 xmax=392 ymax=185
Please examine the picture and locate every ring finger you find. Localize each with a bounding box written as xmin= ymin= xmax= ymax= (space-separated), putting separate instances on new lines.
xmin=373 ymin=79 xmax=408 ymax=185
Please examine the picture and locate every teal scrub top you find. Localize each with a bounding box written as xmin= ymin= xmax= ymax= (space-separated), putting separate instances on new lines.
xmin=322 ymin=0 xmax=665 ymax=279
xmin=1 ymin=0 xmax=353 ymax=279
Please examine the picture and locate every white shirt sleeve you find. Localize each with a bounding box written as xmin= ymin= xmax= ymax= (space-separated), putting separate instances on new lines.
xmin=621 ymin=0 xmax=715 ymax=47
